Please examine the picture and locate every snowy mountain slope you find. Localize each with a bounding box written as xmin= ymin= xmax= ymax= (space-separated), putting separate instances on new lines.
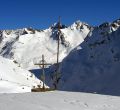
xmin=0 ymin=56 xmax=44 ymax=93
xmin=59 ymin=19 xmax=120 ymax=96
xmin=0 ymin=91 xmax=120 ymax=110
xmin=0 ymin=21 xmax=90 ymax=69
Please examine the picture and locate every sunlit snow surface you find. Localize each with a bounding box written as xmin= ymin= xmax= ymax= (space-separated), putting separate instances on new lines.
xmin=0 ymin=91 xmax=120 ymax=110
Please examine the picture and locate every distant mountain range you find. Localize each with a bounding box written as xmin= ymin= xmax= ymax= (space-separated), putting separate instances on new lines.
xmin=0 ymin=20 xmax=90 ymax=69
xmin=0 ymin=18 xmax=120 ymax=95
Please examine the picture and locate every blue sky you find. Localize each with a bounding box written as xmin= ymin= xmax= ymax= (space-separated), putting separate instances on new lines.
xmin=0 ymin=0 xmax=120 ymax=29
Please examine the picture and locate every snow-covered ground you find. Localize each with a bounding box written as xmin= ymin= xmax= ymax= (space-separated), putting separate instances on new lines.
xmin=0 ymin=91 xmax=120 ymax=110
